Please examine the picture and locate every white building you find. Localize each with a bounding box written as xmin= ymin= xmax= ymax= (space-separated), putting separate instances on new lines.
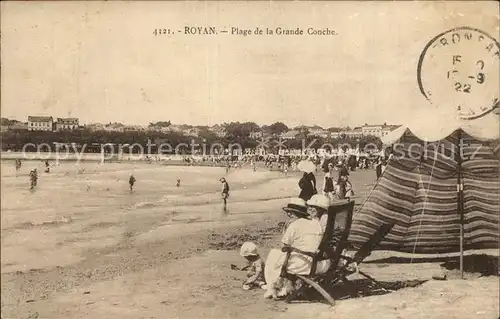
xmin=361 ymin=124 xmax=383 ymax=137
xmin=28 ymin=116 xmax=53 ymax=131
xmin=104 ymin=123 xmax=125 ymax=132
xmin=280 ymin=130 xmax=299 ymax=140
xmin=85 ymin=123 xmax=105 ymax=132
xmin=345 ymin=127 xmax=363 ymax=138
xmin=382 ymin=124 xmax=401 ymax=137
xmin=208 ymin=125 xmax=226 ymax=138
xmin=360 ymin=123 xmax=401 ymax=137
xmin=308 ymin=128 xmax=329 ymax=138
xmin=123 ymin=125 xmax=146 ymax=132
xmin=166 ymin=125 xmax=184 ymax=133
xmin=330 ymin=132 xmax=340 ymax=138
xmin=249 ymin=131 xmax=264 ymax=139
xmin=55 ymin=118 xmax=79 ymax=131
xmin=183 ymin=127 xmax=200 ymax=137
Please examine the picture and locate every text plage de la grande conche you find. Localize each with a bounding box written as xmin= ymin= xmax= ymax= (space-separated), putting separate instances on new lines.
xmin=153 ymin=26 xmax=338 ymax=36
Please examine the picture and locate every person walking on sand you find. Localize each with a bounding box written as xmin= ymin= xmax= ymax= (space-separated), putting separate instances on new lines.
xmin=15 ymin=159 xmax=22 ymax=176
xmin=44 ymin=160 xmax=50 ymax=173
xmin=220 ymin=177 xmax=230 ymax=213
xmin=129 ymin=173 xmax=136 ymax=192
xmin=29 ymin=168 xmax=38 ymax=190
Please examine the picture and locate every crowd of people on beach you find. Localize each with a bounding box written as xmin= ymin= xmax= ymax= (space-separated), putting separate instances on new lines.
xmin=176 ymin=153 xmax=384 ymax=179
xmin=14 ymin=151 xmax=386 ymax=200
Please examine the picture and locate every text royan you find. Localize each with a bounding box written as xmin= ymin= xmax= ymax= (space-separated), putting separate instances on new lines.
xmin=184 ymin=27 xmax=217 ymax=35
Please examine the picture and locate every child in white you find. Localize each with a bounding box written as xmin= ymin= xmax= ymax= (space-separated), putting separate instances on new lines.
xmin=239 ymin=242 xmax=266 ymax=290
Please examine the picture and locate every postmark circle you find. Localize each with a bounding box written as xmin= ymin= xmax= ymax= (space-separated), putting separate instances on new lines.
xmin=417 ymin=26 xmax=500 ymax=120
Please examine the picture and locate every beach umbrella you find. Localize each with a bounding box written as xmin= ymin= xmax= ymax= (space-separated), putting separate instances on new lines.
xmin=297 ymin=160 xmax=316 ymax=173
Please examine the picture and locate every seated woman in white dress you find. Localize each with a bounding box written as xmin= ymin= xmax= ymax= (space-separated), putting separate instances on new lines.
xmin=264 ymin=195 xmax=331 ymax=299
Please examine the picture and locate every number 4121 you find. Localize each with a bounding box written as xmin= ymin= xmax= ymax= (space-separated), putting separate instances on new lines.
xmin=153 ymin=29 xmax=173 ymax=35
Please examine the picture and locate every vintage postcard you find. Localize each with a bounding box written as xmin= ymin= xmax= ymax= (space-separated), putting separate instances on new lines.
xmin=1 ymin=1 xmax=499 ymax=319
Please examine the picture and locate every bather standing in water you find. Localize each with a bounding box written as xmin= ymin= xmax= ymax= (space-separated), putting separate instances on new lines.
xmin=220 ymin=177 xmax=230 ymax=214
xmin=15 ymin=159 xmax=22 ymax=176
xmin=129 ymin=173 xmax=136 ymax=192
xmin=29 ymin=168 xmax=38 ymax=190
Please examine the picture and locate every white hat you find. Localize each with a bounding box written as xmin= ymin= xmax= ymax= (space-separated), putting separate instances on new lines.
xmin=307 ymin=194 xmax=330 ymax=210
xmin=240 ymin=242 xmax=258 ymax=257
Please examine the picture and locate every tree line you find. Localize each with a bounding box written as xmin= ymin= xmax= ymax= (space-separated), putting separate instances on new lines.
xmin=0 ymin=120 xmax=381 ymax=153
xmin=1 ymin=130 xmax=382 ymax=154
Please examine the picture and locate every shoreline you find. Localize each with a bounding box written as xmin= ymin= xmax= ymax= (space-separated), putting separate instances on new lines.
xmin=0 ymin=153 xmax=237 ymax=166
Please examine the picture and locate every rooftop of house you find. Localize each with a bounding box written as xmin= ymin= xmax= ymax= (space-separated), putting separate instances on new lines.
xmin=362 ymin=123 xmax=402 ymax=129
xmin=56 ymin=118 xmax=79 ymax=123
xmin=28 ymin=116 xmax=53 ymax=122
xmin=309 ymin=127 xmax=327 ymax=132
xmin=293 ymin=125 xmax=309 ymax=130
xmin=281 ymin=130 xmax=299 ymax=137
xmin=105 ymin=123 xmax=125 ymax=128
xmin=123 ymin=125 xmax=145 ymax=129
xmin=309 ymin=125 xmax=324 ymax=130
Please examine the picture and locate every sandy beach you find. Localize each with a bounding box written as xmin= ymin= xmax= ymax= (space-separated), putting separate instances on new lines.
xmin=1 ymin=161 xmax=498 ymax=319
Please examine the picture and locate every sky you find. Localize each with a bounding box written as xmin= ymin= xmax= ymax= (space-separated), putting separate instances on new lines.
xmin=1 ymin=1 xmax=498 ymax=128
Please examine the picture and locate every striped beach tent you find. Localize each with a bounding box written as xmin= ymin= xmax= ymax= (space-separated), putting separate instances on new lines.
xmin=349 ymin=112 xmax=500 ymax=254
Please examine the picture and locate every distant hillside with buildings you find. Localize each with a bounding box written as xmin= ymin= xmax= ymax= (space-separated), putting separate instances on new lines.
xmin=1 ymin=116 xmax=400 ymax=140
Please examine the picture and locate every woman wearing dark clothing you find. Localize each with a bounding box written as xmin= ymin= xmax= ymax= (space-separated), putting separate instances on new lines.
xmin=307 ymin=172 xmax=317 ymax=195
xmin=220 ymin=177 xmax=230 ymax=213
xmin=348 ymin=155 xmax=357 ymax=172
xmin=322 ymin=157 xmax=335 ymax=173
xmin=298 ymin=172 xmax=316 ymax=201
